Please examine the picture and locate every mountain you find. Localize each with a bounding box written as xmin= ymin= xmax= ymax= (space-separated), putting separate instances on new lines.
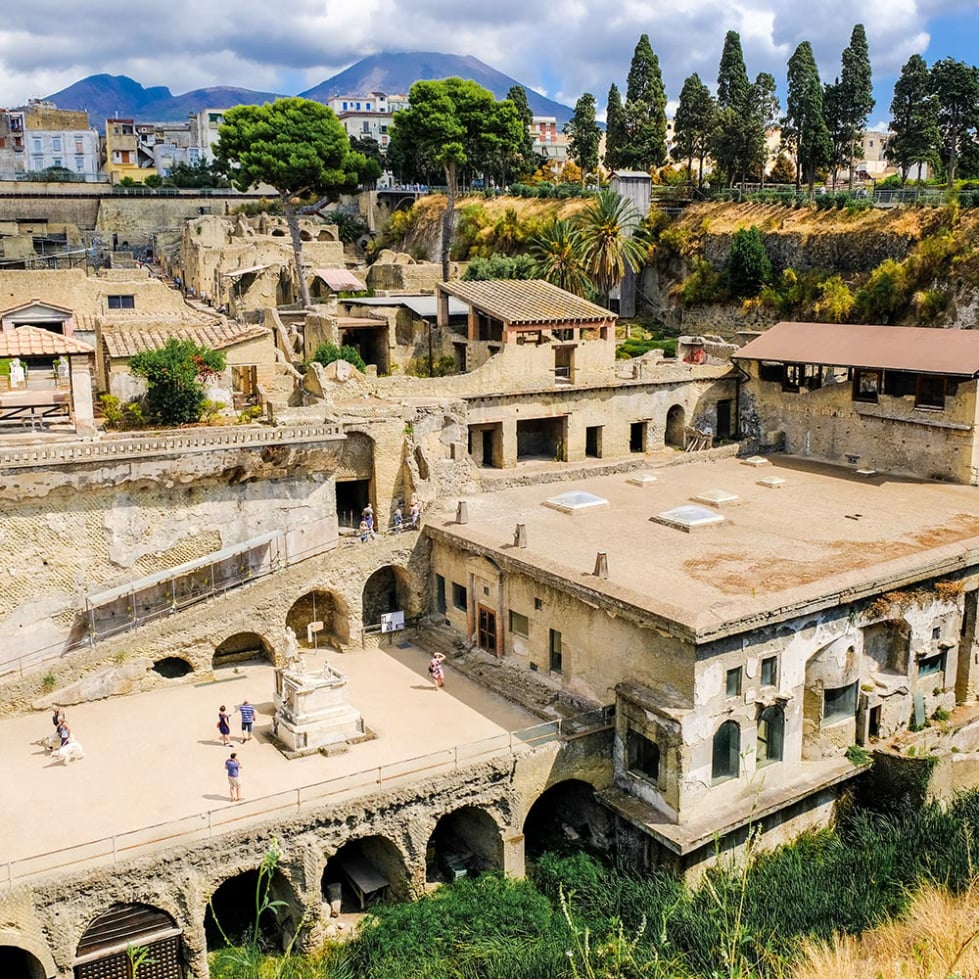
xmin=300 ymin=52 xmax=574 ymax=124
xmin=42 ymin=74 xmax=285 ymax=127
xmin=42 ymin=53 xmax=574 ymax=128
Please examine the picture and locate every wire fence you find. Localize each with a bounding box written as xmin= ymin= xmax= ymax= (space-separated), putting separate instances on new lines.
xmin=0 ymin=707 xmax=613 ymax=888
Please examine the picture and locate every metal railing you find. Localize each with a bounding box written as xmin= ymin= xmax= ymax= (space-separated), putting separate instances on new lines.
xmin=0 ymin=707 xmax=613 ymax=887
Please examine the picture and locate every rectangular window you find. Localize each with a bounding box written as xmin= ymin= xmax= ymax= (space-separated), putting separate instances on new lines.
xmin=919 ymin=651 xmax=946 ymax=677
xmin=435 ymin=575 xmax=446 ymax=614
xmin=916 ymin=374 xmax=946 ymax=410
xmin=451 ymin=582 xmax=467 ymax=611
xmin=52 ymin=158 xmax=62 ymax=168
xmin=534 ymin=597 xmax=543 ymax=611
xmin=508 ymin=610 xmax=529 ymax=637
xmin=75 ymin=139 xmax=84 ymax=154
xmin=823 ymin=682 xmax=858 ymax=723
xmin=107 ymin=295 xmax=135 ymax=309
xmin=32 ymin=138 xmax=42 ymax=153
xmin=853 ymin=370 xmax=881 ymax=404
xmin=932 ymin=625 xmax=942 ymax=641
xmin=52 ymin=137 xmax=62 ymax=152
xmin=627 ymin=730 xmax=660 ymax=780
xmin=760 ymin=655 xmax=778 ymax=687
xmin=549 ymin=629 xmax=563 ymax=673
xmin=726 ymin=666 xmax=742 ymax=697
xmin=75 ymin=156 xmax=85 ymax=172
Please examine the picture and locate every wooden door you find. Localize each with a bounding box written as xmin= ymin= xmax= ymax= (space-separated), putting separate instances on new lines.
xmin=477 ymin=605 xmax=497 ymax=655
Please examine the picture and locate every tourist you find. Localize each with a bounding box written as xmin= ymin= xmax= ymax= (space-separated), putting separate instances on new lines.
xmin=409 ymin=498 xmax=421 ymax=530
xmin=236 ymin=701 xmax=256 ymax=743
xmin=363 ymin=505 xmax=376 ymax=539
xmin=56 ymin=718 xmax=71 ymax=747
xmin=392 ymin=507 xmax=403 ymax=533
xmin=51 ymin=706 xmax=64 ymax=729
xmin=225 ymin=752 xmax=242 ymax=802
xmin=217 ymin=705 xmax=231 ymax=745
xmin=359 ymin=518 xmax=371 ymax=543
xmin=429 ymin=652 xmax=446 ymax=691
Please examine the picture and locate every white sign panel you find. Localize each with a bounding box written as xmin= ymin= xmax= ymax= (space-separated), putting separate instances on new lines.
xmin=380 ymin=610 xmax=405 ymax=633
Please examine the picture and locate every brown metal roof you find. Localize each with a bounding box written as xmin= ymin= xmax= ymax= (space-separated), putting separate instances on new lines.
xmin=312 ymin=268 xmax=366 ymax=292
xmin=733 ymin=321 xmax=979 ymax=377
xmin=102 ymin=322 xmax=272 ymax=359
xmin=439 ymin=279 xmax=615 ymax=326
xmin=0 ymin=326 xmax=95 ymax=357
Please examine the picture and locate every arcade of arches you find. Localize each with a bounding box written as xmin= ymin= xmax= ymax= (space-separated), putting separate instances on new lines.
xmin=286 ymin=590 xmax=351 ymax=648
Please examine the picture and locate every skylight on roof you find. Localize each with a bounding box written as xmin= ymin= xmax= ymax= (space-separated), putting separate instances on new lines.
xmin=652 ymin=505 xmax=725 ymax=533
xmin=543 ymin=491 xmax=609 ymax=514
xmin=627 ymin=473 xmax=659 ymax=486
xmin=691 ymin=489 xmax=740 ymax=508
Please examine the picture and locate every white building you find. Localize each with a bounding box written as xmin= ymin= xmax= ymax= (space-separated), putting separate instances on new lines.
xmin=324 ymin=92 xmax=409 ymax=151
xmin=0 ymin=102 xmax=100 ymax=180
xmin=188 ymin=108 xmax=229 ymax=164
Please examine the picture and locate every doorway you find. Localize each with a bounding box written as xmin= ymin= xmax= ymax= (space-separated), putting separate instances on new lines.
xmin=477 ymin=606 xmax=497 ymax=654
xmin=629 ymin=421 xmax=647 ymax=453
xmin=585 ymin=425 xmax=603 ymax=458
xmin=716 ymin=400 xmax=732 ymax=440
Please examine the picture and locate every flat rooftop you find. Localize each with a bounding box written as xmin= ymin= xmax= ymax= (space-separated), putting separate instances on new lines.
xmin=428 ymin=456 xmax=979 ymax=641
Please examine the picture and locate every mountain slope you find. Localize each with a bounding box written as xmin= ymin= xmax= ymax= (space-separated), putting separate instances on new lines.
xmin=300 ymin=52 xmax=573 ymax=123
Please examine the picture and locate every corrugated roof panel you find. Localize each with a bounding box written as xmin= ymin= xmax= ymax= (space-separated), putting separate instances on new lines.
xmin=440 ymin=279 xmax=615 ymax=326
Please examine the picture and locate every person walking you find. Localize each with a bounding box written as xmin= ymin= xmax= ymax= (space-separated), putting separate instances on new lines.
xmin=56 ymin=718 xmax=71 ymax=746
xmin=392 ymin=507 xmax=403 ymax=533
xmin=410 ymin=498 xmax=421 ymax=530
xmin=429 ymin=652 xmax=446 ymax=691
xmin=236 ymin=701 xmax=256 ymax=743
xmin=359 ymin=518 xmax=371 ymax=543
xmin=225 ymin=752 xmax=242 ymax=801
xmin=217 ymin=706 xmax=231 ymax=745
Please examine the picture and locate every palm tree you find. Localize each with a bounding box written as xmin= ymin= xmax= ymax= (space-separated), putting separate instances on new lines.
xmin=529 ymin=219 xmax=591 ymax=297
xmin=576 ymin=189 xmax=648 ymax=304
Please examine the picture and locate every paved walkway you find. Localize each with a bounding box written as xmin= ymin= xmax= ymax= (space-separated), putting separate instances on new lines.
xmin=0 ymin=641 xmax=536 ymax=869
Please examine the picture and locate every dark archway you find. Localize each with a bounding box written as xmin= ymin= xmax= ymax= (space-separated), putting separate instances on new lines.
xmin=666 ymin=404 xmax=685 ymax=448
xmin=153 ymin=656 xmax=193 ymax=679
xmin=362 ymin=565 xmax=413 ymax=627
xmin=213 ymin=632 xmax=274 ymax=669
xmin=0 ymin=947 xmax=46 ymax=979
xmin=75 ymin=904 xmax=183 ymax=979
xmin=286 ymin=590 xmax=350 ymax=647
xmin=204 ymin=870 xmax=294 ymax=953
xmin=426 ymin=807 xmax=503 ymax=883
xmin=321 ymin=836 xmax=410 ymax=912
xmin=522 ymin=779 xmax=613 ymax=858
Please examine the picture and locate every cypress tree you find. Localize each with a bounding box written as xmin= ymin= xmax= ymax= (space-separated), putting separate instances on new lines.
xmin=784 ymin=41 xmax=832 ymax=193
xmin=620 ymin=33 xmax=668 ymax=170
xmin=564 ymin=93 xmax=601 ymax=181
xmin=838 ymin=24 xmax=875 ymax=187
xmin=672 ymin=74 xmax=716 ymax=186
xmin=604 ymin=83 xmax=627 ymax=170
xmin=887 ymin=54 xmax=939 ymax=187
xmin=716 ymin=30 xmax=750 ymax=110
xmin=930 ymin=58 xmax=979 ymax=188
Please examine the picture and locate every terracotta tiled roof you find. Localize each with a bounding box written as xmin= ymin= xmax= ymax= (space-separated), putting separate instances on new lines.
xmin=733 ymin=321 xmax=979 ymax=377
xmin=0 ymin=326 xmax=95 ymax=357
xmin=102 ymin=322 xmax=272 ymax=359
xmin=439 ymin=279 xmax=615 ymax=326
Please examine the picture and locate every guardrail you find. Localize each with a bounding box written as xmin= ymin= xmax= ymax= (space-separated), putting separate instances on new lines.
xmin=0 ymin=707 xmax=613 ymax=887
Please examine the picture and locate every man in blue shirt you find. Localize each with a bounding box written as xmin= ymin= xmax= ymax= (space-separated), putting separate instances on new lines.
xmin=236 ymin=701 xmax=256 ymax=743
xmin=225 ymin=753 xmax=242 ymax=801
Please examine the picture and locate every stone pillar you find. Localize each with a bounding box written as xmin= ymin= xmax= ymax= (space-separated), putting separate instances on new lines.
xmin=69 ymin=356 xmax=96 ymax=436
xmin=501 ymin=833 xmax=526 ymax=879
xmin=501 ymin=417 xmax=518 ymax=469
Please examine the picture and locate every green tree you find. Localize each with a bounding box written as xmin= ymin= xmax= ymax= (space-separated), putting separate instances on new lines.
xmin=506 ymin=84 xmax=538 ymax=179
xmin=165 ymin=160 xmax=231 ymax=188
xmin=716 ymin=30 xmax=750 ymax=111
xmin=930 ymin=57 xmax=979 ymax=188
xmin=564 ymin=93 xmax=601 ymax=182
xmin=576 ymin=189 xmax=648 ymax=304
xmin=619 ymin=34 xmax=668 ymax=170
xmin=888 ymin=54 xmax=940 ymax=186
xmin=389 ymin=78 xmax=524 ymax=281
xmin=604 ymin=84 xmax=627 ymax=170
xmin=838 ymin=25 xmax=875 ymax=188
xmin=672 ymin=74 xmax=715 ymax=187
xmin=530 ymin=219 xmax=590 ymax=296
xmin=214 ymin=98 xmax=367 ymax=308
xmin=725 ymin=227 xmax=772 ymax=297
xmin=311 ymin=342 xmax=366 ymax=372
xmin=784 ymin=42 xmax=832 ymax=193
xmin=129 ymin=338 xmax=226 ymax=426
xmin=462 ymin=254 xmax=536 ymax=281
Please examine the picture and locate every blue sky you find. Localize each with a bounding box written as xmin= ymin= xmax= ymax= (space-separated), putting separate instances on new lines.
xmin=0 ymin=2 xmax=976 ymax=127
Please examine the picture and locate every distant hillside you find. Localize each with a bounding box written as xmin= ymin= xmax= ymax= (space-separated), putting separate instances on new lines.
xmin=42 ymin=53 xmax=574 ymax=128
xmin=300 ymin=52 xmax=574 ymax=124
xmin=42 ymin=75 xmax=285 ymax=127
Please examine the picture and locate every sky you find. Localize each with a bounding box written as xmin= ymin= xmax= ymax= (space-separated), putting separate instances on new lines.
xmin=1 ymin=1 xmax=978 ymax=127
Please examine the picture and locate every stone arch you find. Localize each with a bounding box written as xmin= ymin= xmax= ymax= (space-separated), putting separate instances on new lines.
xmin=204 ymin=867 xmax=298 ymax=952
xmin=665 ymin=404 xmax=685 ymax=448
xmin=74 ymin=904 xmax=183 ymax=979
xmin=425 ymin=806 xmax=505 ymax=883
xmin=521 ymin=779 xmax=612 ymax=858
xmin=213 ymin=632 xmax=274 ymax=668
xmin=0 ymin=930 xmax=55 ymax=979
xmin=286 ymin=589 xmax=351 ymax=648
xmin=321 ymin=835 xmax=412 ymax=911
xmin=336 ymin=430 xmax=376 ymax=529
xmin=362 ymin=564 xmax=414 ymax=627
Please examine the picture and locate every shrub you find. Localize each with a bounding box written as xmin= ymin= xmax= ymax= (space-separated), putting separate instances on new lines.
xmin=142 ymin=173 xmax=163 ymax=188
xmin=855 ymin=259 xmax=909 ymax=322
xmin=812 ymin=274 xmax=856 ymax=323
xmin=680 ymin=257 xmax=725 ymax=306
xmin=129 ymin=338 xmax=226 ymax=426
xmin=463 ymin=254 xmax=537 ymax=281
xmin=310 ymin=343 xmax=366 ymax=372
xmin=725 ymin=226 xmax=772 ymax=298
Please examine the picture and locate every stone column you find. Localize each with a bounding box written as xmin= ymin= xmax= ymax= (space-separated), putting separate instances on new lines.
xmin=69 ymin=356 xmax=96 ymax=436
xmin=501 ymin=833 xmax=526 ymax=879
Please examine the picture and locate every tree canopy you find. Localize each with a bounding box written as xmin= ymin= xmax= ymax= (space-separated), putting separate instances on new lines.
xmin=214 ymin=98 xmax=369 ymax=308
xmin=930 ymin=58 xmax=979 ymax=187
xmin=130 ymin=339 xmax=226 ymax=426
xmin=564 ymin=93 xmax=601 ymax=181
xmin=603 ymin=84 xmax=627 ymax=170
xmin=389 ymin=77 xmax=525 ymax=279
xmin=577 ymin=190 xmax=648 ymax=302
xmin=784 ymin=42 xmax=831 ymax=192
xmin=887 ymin=55 xmax=940 ymax=185
xmin=672 ymin=74 xmax=715 ymax=186
xmin=619 ymin=34 xmax=668 ymax=170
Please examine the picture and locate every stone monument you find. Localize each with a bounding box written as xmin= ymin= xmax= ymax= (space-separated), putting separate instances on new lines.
xmin=272 ymin=627 xmax=364 ymax=755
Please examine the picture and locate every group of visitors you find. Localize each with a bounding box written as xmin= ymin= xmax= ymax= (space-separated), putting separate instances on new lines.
xmin=217 ymin=701 xmax=256 ymax=801
xmin=51 ymin=706 xmax=72 ymax=746
xmin=360 ymin=498 xmax=422 ymax=542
